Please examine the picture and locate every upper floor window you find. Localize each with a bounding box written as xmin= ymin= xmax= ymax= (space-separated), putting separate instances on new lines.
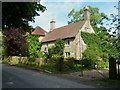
xmin=84 ymin=27 xmax=88 ymax=31
xmin=65 ymin=40 xmax=70 ymax=47
xmin=44 ymin=47 xmax=47 ymax=52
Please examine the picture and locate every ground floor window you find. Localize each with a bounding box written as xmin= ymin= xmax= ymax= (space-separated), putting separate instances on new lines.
xmin=65 ymin=52 xmax=70 ymax=58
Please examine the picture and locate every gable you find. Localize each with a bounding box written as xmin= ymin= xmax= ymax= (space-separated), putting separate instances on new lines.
xmin=32 ymin=26 xmax=47 ymax=36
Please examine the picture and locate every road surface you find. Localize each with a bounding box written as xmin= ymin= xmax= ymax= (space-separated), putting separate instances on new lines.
xmin=2 ymin=64 xmax=95 ymax=88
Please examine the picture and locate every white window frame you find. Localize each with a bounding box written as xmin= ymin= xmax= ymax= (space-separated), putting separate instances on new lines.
xmin=65 ymin=40 xmax=70 ymax=47
xmin=65 ymin=52 xmax=70 ymax=58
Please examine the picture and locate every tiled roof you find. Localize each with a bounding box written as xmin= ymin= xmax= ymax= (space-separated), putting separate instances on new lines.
xmin=32 ymin=26 xmax=47 ymax=36
xmin=42 ymin=21 xmax=85 ymax=43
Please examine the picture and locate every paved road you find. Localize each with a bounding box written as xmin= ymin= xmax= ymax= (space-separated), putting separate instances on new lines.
xmin=2 ymin=64 xmax=95 ymax=88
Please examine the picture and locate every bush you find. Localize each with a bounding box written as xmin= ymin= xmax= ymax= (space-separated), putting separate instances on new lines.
xmin=100 ymin=53 xmax=109 ymax=62
xmin=52 ymin=55 xmax=64 ymax=72
xmin=65 ymin=57 xmax=75 ymax=69
xmin=96 ymin=61 xmax=109 ymax=69
xmin=26 ymin=34 xmax=42 ymax=58
xmin=82 ymin=46 xmax=100 ymax=69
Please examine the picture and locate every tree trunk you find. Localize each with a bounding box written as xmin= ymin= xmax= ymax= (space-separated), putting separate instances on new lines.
xmin=109 ymin=56 xmax=117 ymax=79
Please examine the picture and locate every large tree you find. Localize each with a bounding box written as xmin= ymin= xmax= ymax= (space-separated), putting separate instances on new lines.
xmin=68 ymin=6 xmax=107 ymax=28
xmin=2 ymin=2 xmax=46 ymax=57
xmin=3 ymin=28 xmax=28 ymax=57
xmin=2 ymin=2 xmax=46 ymax=33
xmin=68 ymin=6 xmax=119 ymax=69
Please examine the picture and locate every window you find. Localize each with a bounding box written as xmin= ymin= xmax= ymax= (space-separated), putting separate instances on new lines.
xmin=84 ymin=27 xmax=88 ymax=31
xmin=65 ymin=52 xmax=70 ymax=58
xmin=44 ymin=44 xmax=48 ymax=52
xmin=65 ymin=40 xmax=70 ymax=46
xmin=44 ymin=47 xmax=47 ymax=51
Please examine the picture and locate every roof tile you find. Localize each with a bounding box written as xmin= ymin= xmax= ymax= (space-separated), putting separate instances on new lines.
xmin=32 ymin=26 xmax=47 ymax=36
xmin=42 ymin=21 xmax=85 ymax=42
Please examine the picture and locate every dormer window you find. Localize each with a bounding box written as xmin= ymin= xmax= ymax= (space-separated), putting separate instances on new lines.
xmin=65 ymin=40 xmax=70 ymax=47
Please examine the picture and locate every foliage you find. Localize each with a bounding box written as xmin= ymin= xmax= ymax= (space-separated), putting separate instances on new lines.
xmin=96 ymin=61 xmax=109 ymax=69
xmin=26 ymin=34 xmax=42 ymax=58
xmin=2 ymin=2 xmax=46 ymax=33
xmin=74 ymin=4 xmax=119 ymax=67
xmin=82 ymin=45 xmax=100 ymax=69
xmin=44 ymin=39 xmax=65 ymax=72
xmin=54 ymin=39 xmax=65 ymax=55
xmin=100 ymin=53 xmax=109 ymax=62
xmin=81 ymin=31 xmax=111 ymax=68
xmin=68 ymin=6 xmax=107 ymax=27
xmin=104 ymin=5 xmax=120 ymax=60
xmin=3 ymin=28 xmax=28 ymax=57
xmin=64 ymin=57 xmax=75 ymax=69
xmin=46 ymin=39 xmax=65 ymax=59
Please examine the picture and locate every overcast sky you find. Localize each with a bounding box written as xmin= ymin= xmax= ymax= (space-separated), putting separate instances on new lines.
xmin=29 ymin=0 xmax=118 ymax=32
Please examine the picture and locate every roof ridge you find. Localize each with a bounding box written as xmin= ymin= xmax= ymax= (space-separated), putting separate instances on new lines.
xmin=35 ymin=26 xmax=47 ymax=32
xmin=52 ymin=21 xmax=84 ymax=31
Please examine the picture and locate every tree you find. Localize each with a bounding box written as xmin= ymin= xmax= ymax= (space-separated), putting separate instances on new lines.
xmin=68 ymin=6 xmax=118 ymax=70
xmin=68 ymin=6 xmax=107 ymax=28
xmin=2 ymin=2 xmax=46 ymax=33
xmin=3 ymin=28 xmax=28 ymax=57
xmin=26 ymin=34 xmax=42 ymax=58
xmin=104 ymin=3 xmax=120 ymax=79
xmin=105 ymin=5 xmax=120 ymax=60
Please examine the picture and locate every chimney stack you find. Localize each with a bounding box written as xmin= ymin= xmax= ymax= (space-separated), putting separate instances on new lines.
xmin=50 ymin=19 xmax=55 ymax=31
xmin=84 ymin=6 xmax=90 ymax=21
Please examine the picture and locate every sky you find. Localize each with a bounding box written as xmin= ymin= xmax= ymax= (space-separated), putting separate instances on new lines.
xmin=29 ymin=0 xmax=118 ymax=32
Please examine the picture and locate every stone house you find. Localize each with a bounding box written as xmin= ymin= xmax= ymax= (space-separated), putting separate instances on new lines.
xmin=32 ymin=26 xmax=47 ymax=42
xmin=41 ymin=6 xmax=95 ymax=60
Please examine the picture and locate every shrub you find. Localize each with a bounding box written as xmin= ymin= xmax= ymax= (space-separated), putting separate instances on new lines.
xmin=65 ymin=57 xmax=75 ymax=69
xmin=82 ymin=46 xmax=100 ymax=69
xmin=100 ymin=53 xmax=109 ymax=62
xmin=96 ymin=61 xmax=109 ymax=69
xmin=52 ymin=54 xmax=64 ymax=72
xmin=26 ymin=34 xmax=42 ymax=58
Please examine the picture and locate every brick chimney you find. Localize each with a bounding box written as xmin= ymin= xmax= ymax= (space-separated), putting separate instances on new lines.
xmin=50 ymin=19 xmax=55 ymax=31
xmin=84 ymin=6 xmax=90 ymax=21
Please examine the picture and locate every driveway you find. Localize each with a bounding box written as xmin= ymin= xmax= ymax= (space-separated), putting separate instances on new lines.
xmin=2 ymin=64 xmax=95 ymax=88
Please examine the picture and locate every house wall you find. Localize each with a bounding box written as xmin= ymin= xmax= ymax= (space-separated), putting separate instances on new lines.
xmin=64 ymin=38 xmax=76 ymax=58
xmin=74 ymin=20 xmax=94 ymax=60
xmin=41 ymin=38 xmax=76 ymax=58
xmin=38 ymin=36 xmax=45 ymax=42
xmin=41 ymin=21 xmax=94 ymax=60
xmin=41 ymin=42 xmax=54 ymax=52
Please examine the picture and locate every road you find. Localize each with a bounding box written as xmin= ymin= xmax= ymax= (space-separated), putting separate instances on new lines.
xmin=2 ymin=64 xmax=95 ymax=88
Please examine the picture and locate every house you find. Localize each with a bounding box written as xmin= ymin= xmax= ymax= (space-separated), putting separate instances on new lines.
xmin=41 ymin=6 xmax=95 ymax=60
xmin=32 ymin=26 xmax=47 ymax=42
